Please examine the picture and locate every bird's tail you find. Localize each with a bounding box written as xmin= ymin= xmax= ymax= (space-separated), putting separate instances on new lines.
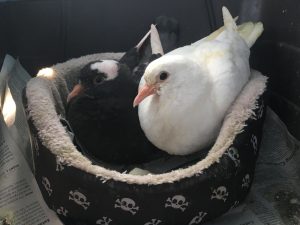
xmin=223 ymin=6 xmax=264 ymax=47
xmin=237 ymin=21 xmax=264 ymax=48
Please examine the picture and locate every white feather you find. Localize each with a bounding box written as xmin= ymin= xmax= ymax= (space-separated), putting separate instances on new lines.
xmin=151 ymin=24 xmax=164 ymax=55
xmin=90 ymin=60 xmax=118 ymax=80
xmin=138 ymin=7 xmax=263 ymax=155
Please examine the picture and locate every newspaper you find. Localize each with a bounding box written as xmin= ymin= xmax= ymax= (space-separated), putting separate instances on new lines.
xmin=0 ymin=55 xmax=63 ymax=225
xmin=1 ymin=54 xmax=300 ymax=225
xmin=0 ymin=55 xmax=33 ymax=170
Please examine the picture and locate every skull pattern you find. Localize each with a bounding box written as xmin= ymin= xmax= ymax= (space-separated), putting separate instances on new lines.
xmin=96 ymin=217 xmax=112 ymax=225
xmin=251 ymin=135 xmax=258 ymax=154
xmin=211 ymin=186 xmax=229 ymax=202
xmin=56 ymin=206 xmax=68 ymax=217
xmin=242 ymin=174 xmax=251 ymax=188
xmin=230 ymin=200 xmax=240 ymax=210
xmin=56 ymin=157 xmax=64 ymax=172
xmin=144 ymin=219 xmax=162 ymax=225
xmin=42 ymin=176 xmax=52 ymax=196
xmin=32 ymin=134 xmax=39 ymax=157
xmin=25 ymin=45 xmax=266 ymax=225
xmin=257 ymin=101 xmax=264 ymax=119
xmin=225 ymin=147 xmax=240 ymax=167
xmin=165 ymin=195 xmax=189 ymax=212
xmin=189 ymin=211 xmax=208 ymax=225
xmin=114 ymin=198 xmax=139 ymax=215
xmin=69 ymin=190 xmax=90 ymax=210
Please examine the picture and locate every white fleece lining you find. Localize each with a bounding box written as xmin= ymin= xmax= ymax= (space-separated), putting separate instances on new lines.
xmin=26 ymin=53 xmax=267 ymax=185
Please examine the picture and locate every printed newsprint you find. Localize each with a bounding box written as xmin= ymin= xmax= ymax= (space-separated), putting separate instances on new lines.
xmin=0 ymin=54 xmax=300 ymax=225
xmin=0 ymin=55 xmax=63 ymax=225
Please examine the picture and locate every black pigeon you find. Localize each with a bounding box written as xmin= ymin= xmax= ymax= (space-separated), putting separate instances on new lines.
xmin=66 ymin=16 xmax=179 ymax=165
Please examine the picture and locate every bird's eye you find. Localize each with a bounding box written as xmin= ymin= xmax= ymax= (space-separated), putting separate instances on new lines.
xmin=93 ymin=75 xmax=103 ymax=85
xmin=159 ymin=72 xmax=169 ymax=81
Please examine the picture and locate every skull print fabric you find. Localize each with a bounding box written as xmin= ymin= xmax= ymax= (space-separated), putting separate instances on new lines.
xmin=23 ymin=59 xmax=267 ymax=225
xmin=165 ymin=195 xmax=189 ymax=211
xmin=27 ymin=96 xmax=265 ymax=225
xmin=114 ymin=198 xmax=139 ymax=215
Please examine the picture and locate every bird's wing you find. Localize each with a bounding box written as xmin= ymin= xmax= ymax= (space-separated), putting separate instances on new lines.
xmin=165 ymin=7 xmax=238 ymax=57
xmin=205 ymin=7 xmax=263 ymax=47
xmin=165 ymin=45 xmax=189 ymax=56
xmin=177 ymin=7 xmax=263 ymax=72
xmin=187 ymin=7 xmax=254 ymax=112
xmin=167 ymin=6 xmax=263 ymax=58
xmin=194 ymin=7 xmax=249 ymax=75
xmin=150 ymin=24 xmax=164 ymax=55
xmin=203 ymin=17 xmax=239 ymax=42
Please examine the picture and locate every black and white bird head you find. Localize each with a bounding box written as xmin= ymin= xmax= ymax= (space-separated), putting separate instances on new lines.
xmin=67 ymin=60 xmax=133 ymax=102
xmin=81 ymin=60 xmax=119 ymax=85
xmin=67 ymin=27 xmax=157 ymax=103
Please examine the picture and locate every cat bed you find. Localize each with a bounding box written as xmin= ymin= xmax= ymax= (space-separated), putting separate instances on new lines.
xmin=23 ymin=52 xmax=267 ymax=225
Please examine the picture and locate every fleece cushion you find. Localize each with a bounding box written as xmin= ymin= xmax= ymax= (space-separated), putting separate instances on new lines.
xmin=23 ymin=53 xmax=267 ymax=225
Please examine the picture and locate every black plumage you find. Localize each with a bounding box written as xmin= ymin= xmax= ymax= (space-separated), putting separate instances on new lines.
xmin=67 ymin=63 xmax=154 ymax=164
xmin=66 ymin=16 xmax=179 ymax=165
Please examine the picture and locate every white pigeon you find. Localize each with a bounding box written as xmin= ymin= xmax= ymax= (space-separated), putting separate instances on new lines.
xmin=133 ymin=7 xmax=264 ymax=155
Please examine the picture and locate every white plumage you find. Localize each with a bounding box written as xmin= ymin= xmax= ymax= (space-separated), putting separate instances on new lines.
xmin=134 ymin=7 xmax=264 ymax=155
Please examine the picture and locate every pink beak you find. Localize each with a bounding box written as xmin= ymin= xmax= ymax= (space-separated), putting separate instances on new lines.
xmin=133 ymin=84 xmax=156 ymax=107
xmin=67 ymin=84 xmax=85 ymax=102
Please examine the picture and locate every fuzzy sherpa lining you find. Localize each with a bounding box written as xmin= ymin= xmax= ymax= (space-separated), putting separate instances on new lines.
xmin=26 ymin=53 xmax=267 ymax=185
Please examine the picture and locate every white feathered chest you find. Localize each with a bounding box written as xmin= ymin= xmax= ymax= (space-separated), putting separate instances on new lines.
xmin=136 ymin=7 xmax=263 ymax=155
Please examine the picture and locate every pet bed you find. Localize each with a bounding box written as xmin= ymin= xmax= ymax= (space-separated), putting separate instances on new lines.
xmin=23 ymin=52 xmax=267 ymax=225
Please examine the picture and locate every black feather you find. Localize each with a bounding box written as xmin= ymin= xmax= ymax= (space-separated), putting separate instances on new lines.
xmin=66 ymin=16 xmax=179 ymax=166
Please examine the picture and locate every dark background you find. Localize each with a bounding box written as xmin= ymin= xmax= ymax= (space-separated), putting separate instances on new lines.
xmin=0 ymin=0 xmax=299 ymax=139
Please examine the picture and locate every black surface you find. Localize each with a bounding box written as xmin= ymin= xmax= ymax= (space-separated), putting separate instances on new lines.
xmin=0 ymin=0 xmax=212 ymax=75
xmin=0 ymin=1 xmax=64 ymax=74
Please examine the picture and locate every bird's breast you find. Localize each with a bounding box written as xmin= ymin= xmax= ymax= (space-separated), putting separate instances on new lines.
xmin=138 ymin=94 xmax=221 ymax=155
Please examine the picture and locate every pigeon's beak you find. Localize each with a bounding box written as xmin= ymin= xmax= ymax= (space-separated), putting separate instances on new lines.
xmin=67 ymin=84 xmax=84 ymax=103
xmin=133 ymin=84 xmax=156 ymax=107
